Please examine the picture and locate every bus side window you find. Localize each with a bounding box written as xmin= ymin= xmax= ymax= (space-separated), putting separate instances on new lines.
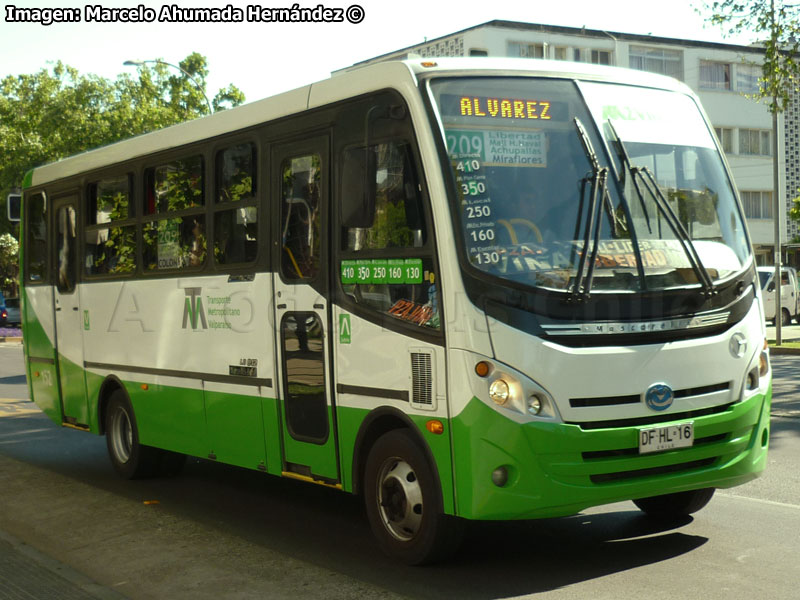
xmin=85 ymin=176 xmax=136 ymax=276
xmin=142 ymin=155 xmax=206 ymax=271
xmin=214 ymin=143 xmax=258 ymax=266
xmin=25 ymin=192 xmax=47 ymax=282
xmin=339 ymin=138 xmax=439 ymax=330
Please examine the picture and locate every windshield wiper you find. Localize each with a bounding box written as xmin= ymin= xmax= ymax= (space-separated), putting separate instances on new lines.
xmin=570 ymin=118 xmax=611 ymax=302
xmin=606 ymin=121 xmax=716 ymax=298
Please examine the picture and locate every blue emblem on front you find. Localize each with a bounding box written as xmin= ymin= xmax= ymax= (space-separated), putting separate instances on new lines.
xmin=644 ymin=383 xmax=674 ymax=411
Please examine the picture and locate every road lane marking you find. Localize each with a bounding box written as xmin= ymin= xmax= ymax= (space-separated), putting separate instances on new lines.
xmin=717 ymin=491 xmax=800 ymax=510
xmin=0 ymin=397 xmax=40 ymax=417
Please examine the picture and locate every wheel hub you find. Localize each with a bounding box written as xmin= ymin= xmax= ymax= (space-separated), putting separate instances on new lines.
xmin=377 ymin=458 xmax=423 ymax=542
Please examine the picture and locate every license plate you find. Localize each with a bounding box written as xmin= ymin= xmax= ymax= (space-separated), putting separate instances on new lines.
xmin=639 ymin=422 xmax=694 ymax=454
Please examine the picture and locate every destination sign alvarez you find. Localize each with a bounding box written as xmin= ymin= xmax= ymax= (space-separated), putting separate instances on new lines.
xmin=439 ymin=94 xmax=565 ymax=122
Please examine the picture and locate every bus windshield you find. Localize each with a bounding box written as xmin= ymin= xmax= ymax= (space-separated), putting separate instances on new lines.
xmin=430 ymin=77 xmax=750 ymax=294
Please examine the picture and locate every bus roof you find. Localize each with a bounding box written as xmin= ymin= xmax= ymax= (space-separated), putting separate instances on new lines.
xmin=26 ymin=58 xmax=692 ymax=189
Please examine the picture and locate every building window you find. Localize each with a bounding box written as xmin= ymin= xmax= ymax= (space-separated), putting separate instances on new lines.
xmin=714 ymin=127 xmax=734 ymax=153
xmin=572 ymin=48 xmax=612 ymax=65
xmin=629 ymin=46 xmax=683 ymax=79
xmin=741 ymin=191 xmax=773 ymax=219
xmin=469 ymin=48 xmax=488 ymax=57
xmin=739 ymin=129 xmax=771 ymax=156
xmin=508 ymin=41 xmax=545 ymax=58
xmin=591 ymin=49 xmax=612 ymax=65
xmin=700 ymin=61 xmax=732 ymax=90
xmin=737 ymin=63 xmax=761 ymax=93
xmin=553 ymin=47 xmax=568 ymax=60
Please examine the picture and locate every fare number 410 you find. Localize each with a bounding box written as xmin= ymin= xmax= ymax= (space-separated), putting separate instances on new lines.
xmin=455 ymin=158 xmax=481 ymax=173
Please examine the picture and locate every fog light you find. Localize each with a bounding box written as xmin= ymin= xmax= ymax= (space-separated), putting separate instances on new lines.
xmin=489 ymin=379 xmax=510 ymax=405
xmin=527 ymin=395 xmax=543 ymax=415
xmin=491 ymin=466 xmax=508 ymax=487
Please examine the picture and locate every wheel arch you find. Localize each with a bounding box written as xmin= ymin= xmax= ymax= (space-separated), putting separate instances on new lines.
xmin=96 ymin=375 xmax=129 ymax=436
xmin=351 ymin=406 xmax=444 ymax=501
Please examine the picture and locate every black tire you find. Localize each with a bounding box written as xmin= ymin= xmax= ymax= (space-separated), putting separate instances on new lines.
xmin=105 ymin=390 xmax=161 ymax=479
xmin=633 ymin=488 xmax=715 ymax=518
xmin=363 ymin=429 xmax=463 ymax=565
xmin=781 ymin=308 xmax=791 ymax=326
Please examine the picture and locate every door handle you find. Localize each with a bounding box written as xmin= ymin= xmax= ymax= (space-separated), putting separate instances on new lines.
xmin=313 ymin=303 xmax=324 ymax=309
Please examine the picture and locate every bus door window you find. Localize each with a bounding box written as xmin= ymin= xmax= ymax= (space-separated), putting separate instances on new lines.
xmin=56 ymin=205 xmax=77 ymax=293
xmin=280 ymin=154 xmax=321 ymax=280
xmin=280 ymin=312 xmax=328 ymax=442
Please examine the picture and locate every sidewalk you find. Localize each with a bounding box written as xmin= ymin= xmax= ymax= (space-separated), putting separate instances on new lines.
xmin=0 ymin=529 xmax=127 ymax=600
xmin=765 ymin=323 xmax=800 ymax=355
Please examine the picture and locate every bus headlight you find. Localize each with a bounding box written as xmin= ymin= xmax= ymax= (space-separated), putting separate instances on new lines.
xmin=489 ymin=379 xmax=510 ymax=405
xmin=474 ymin=358 xmax=559 ymax=421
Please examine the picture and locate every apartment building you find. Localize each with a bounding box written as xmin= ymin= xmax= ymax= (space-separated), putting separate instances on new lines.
xmin=350 ymin=20 xmax=787 ymax=264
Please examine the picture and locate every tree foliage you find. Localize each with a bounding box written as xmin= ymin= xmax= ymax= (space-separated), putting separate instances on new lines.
xmin=0 ymin=233 xmax=19 ymax=297
xmin=0 ymin=52 xmax=245 ymax=223
xmin=702 ymin=1 xmax=800 ymax=112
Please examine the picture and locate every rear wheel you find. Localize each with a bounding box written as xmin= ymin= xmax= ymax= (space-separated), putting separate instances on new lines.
xmin=633 ymin=488 xmax=715 ymax=518
xmin=781 ymin=308 xmax=791 ymax=326
xmin=363 ymin=429 xmax=462 ymax=565
xmin=105 ymin=390 xmax=182 ymax=479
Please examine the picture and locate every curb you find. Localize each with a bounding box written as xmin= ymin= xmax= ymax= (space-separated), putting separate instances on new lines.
xmin=0 ymin=528 xmax=128 ymax=600
xmin=0 ymin=336 xmax=22 ymax=343
xmin=769 ymin=345 xmax=800 ymax=355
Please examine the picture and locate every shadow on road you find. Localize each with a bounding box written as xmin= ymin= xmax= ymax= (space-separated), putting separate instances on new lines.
xmin=0 ymin=408 xmax=709 ymax=599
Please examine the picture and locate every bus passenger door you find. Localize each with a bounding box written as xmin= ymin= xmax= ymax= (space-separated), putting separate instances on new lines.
xmin=52 ymin=195 xmax=88 ymax=428
xmin=271 ymin=135 xmax=339 ymax=484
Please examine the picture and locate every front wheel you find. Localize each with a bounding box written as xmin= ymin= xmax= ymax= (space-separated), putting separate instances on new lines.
xmin=633 ymin=488 xmax=715 ymax=519
xmin=363 ymin=429 xmax=462 ymax=565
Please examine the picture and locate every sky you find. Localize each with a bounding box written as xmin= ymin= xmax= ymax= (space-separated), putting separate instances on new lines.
xmin=0 ymin=0 xmax=756 ymax=104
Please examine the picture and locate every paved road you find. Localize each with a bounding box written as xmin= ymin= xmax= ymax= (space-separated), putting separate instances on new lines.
xmin=0 ymin=344 xmax=799 ymax=599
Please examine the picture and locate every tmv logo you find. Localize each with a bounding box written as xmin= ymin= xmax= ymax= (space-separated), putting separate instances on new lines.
xmin=182 ymin=287 xmax=207 ymax=330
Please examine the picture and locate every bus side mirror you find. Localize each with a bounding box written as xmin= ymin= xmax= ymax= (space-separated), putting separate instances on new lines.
xmin=7 ymin=193 xmax=21 ymax=222
xmin=341 ymin=147 xmax=376 ymax=228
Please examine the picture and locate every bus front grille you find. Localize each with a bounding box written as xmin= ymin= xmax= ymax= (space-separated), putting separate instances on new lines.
xmin=589 ymin=457 xmax=717 ymax=484
xmin=569 ymin=382 xmax=731 ymax=409
xmin=567 ymin=402 xmax=735 ymax=431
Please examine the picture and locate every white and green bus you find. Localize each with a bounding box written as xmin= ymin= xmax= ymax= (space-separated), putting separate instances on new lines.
xmin=20 ymin=58 xmax=771 ymax=564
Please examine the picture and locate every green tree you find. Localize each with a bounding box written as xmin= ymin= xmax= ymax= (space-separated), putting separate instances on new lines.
xmin=0 ymin=52 xmax=245 ymax=227
xmin=0 ymin=234 xmax=19 ymax=297
xmin=701 ymin=0 xmax=800 ymax=343
xmin=703 ymin=1 xmax=800 ymax=110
